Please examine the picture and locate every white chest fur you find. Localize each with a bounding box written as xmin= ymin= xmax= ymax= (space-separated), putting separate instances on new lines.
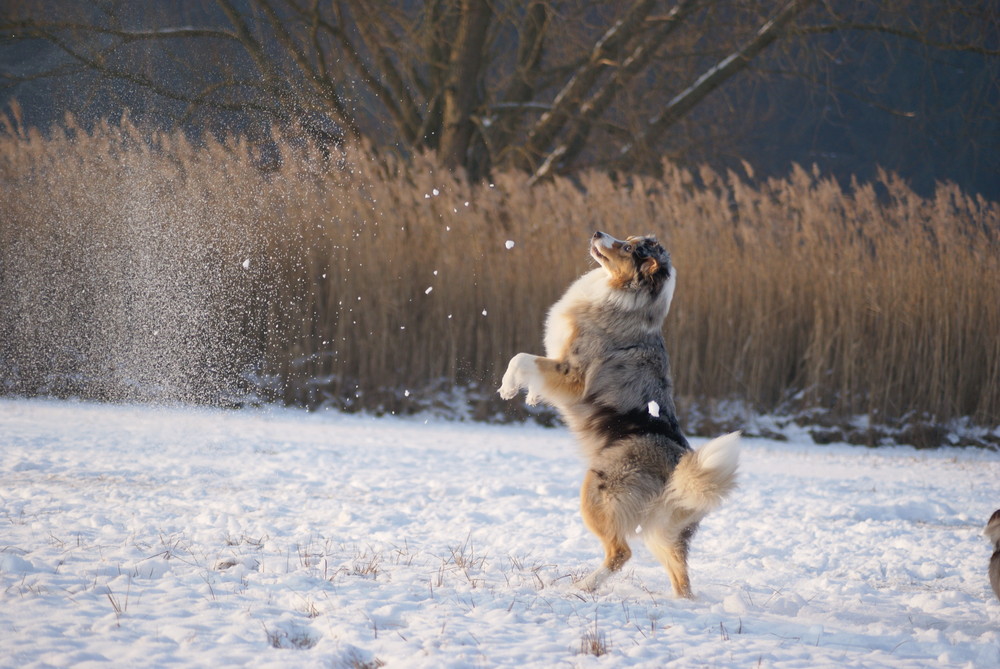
xmin=543 ymin=266 xmax=677 ymax=359
xmin=543 ymin=269 xmax=607 ymax=358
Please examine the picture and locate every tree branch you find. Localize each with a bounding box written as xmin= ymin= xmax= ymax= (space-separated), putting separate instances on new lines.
xmin=291 ymin=1 xmax=420 ymax=145
xmin=529 ymin=0 xmax=701 ymax=182
xmin=619 ymin=0 xmax=816 ymax=167
xmin=521 ymin=0 xmax=662 ymax=169
xmin=38 ymin=28 xmax=283 ymax=117
xmin=791 ymin=22 xmax=1000 ymax=58
xmin=342 ymin=1 xmax=424 ymax=144
xmin=485 ymin=1 xmax=549 ymax=168
xmin=253 ymin=0 xmax=359 ymax=134
xmin=1 ymin=20 xmax=239 ymax=43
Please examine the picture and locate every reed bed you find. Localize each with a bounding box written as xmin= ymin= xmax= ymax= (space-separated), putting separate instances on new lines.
xmin=1 ymin=116 xmax=997 ymax=438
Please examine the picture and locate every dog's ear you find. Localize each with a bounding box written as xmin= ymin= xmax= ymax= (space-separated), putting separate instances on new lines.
xmin=639 ymin=256 xmax=660 ymax=276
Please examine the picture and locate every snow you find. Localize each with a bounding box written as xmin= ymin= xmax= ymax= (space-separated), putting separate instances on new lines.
xmin=505 ymin=240 xmax=516 ymax=250
xmin=648 ymin=401 xmax=660 ymax=418
xmin=1 ymin=398 xmax=998 ymax=668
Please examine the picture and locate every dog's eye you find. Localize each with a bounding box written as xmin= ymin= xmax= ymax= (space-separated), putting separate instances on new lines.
xmin=621 ymin=244 xmax=633 ymax=253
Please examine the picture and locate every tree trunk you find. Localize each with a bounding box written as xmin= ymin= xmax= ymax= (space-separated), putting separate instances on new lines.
xmin=438 ymin=0 xmax=492 ymax=175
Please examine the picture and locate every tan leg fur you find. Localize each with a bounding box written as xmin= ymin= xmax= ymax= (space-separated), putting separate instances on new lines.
xmin=578 ymin=469 xmax=633 ymax=591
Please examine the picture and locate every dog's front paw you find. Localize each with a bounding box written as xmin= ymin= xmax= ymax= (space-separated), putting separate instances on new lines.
xmin=498 ymin=382 xmax=519 ymax=401
xmin=498 ymin=353 xmax=530 ymax=400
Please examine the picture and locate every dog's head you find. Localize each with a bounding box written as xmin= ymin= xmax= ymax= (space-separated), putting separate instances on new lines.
xmin=590 ymin=231 xmax=673 ymax=295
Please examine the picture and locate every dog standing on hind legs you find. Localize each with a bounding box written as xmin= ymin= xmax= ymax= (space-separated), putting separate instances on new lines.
xmin=499 ymin=230 xmax=740 ymax=598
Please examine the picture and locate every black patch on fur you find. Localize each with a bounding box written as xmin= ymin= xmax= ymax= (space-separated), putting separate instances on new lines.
xmin=677 ymin=522 xmax=699 ymax=555
xmin=681 ymin=522 xmax=698 ymax=542
xmin=587 ymin=403 xmax=689 ymax=451
xmin=990 ymin=509 xmax=1000 ymax=550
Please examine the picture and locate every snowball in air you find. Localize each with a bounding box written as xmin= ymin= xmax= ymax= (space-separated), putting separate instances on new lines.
xmin=505 ymin=240 xmax=515 ymax=250
xmin=647 ymin=401 xmax=660 ymax=417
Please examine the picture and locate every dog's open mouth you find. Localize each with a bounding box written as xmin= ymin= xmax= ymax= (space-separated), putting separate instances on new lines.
xmin=590 ymin=243 xmax=608 ymax=263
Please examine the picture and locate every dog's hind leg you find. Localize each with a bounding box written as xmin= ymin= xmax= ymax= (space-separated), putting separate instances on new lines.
xmin=644 ymin=521 xmax=699 ymax=599
xmin=578 ymin=469 xmax=634 ymax=592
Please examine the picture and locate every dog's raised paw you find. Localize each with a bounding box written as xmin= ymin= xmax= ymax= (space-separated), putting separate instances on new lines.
xmin=498 ymin=368 xmax=521 ymax=400
xmin=498 ymin=384 xmax=519 ymax=400
xmin=499 ymin=353 xmax=533 ymax=401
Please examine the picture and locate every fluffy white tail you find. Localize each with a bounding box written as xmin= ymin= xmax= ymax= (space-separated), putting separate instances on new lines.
xmin=665 ymin=432 xmax=741 ymax=513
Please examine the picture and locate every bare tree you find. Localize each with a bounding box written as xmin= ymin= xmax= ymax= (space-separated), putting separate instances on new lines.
xmin=2 ymin=0 xmax=997 ymax=182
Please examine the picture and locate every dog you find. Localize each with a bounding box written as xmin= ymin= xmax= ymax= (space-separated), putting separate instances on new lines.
xmin=987 ymin=509 xmax=1000 ymax=601
xmin=499 ymin=230 xmax=739 ymax=597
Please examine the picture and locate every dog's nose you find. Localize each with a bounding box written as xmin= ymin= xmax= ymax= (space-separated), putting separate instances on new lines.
xmin=593 ymin=231 xmax=605 ymax=239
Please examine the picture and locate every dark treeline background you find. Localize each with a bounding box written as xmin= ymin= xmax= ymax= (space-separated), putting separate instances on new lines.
xmin=2 ymin=0 xmax=998 ymax=197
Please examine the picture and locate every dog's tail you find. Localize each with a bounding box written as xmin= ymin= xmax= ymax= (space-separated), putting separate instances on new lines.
xmin=664 ymin=432 xmax=741 ymax=514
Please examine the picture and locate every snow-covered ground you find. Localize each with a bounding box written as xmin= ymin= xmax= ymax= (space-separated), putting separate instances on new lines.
xmin=1 ymin=398 xmax=998 ymax=668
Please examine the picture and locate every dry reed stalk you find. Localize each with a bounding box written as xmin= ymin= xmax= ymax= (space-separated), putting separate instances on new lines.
xmin=0 ymin=117 xmax=996 ymax=432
